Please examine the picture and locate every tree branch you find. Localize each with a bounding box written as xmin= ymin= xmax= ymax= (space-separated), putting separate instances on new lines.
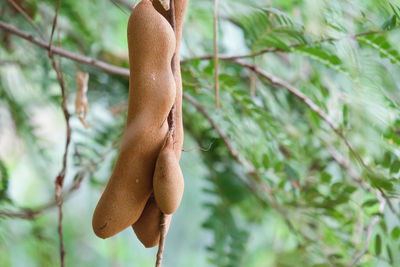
xmin=0 ymin=21 xmax=130 ymax=77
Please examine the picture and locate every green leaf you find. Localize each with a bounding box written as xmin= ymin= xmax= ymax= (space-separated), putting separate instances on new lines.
xmin=294 ymin=46 xmax=344 ymax=72
xmin=369 ymin=175 xmax=394 ymax=191
xmin=342 ymin=104 xmax=348 ymax=127
xmin=362 ymin=199 xmax=379 ymax=207
xmin=284 ymin=163 xmax=299 ymax=181
xmin=358 ymin=35 xmax=400 ymax=67
xmin=390 ymin=159 xmax=400 ymax=173
xmin=389 ymin=3 xmax=400 ymax=19
xmin=387 ymin=245 xmax=394 ymax=264
xmin=236 ymin=7 xmax=309 ymax=52
xmin=321 ymin=172 xmax=332 ymax=183
xmin=381 ymin=15 xmax=397 ymax=30
xmin=382 ymin=152 xmax=392 ymax=168
xmin=391 ymin=226 xmax=400 ymax=240
xmin=375 ymin=234 xmax=382 ymax=256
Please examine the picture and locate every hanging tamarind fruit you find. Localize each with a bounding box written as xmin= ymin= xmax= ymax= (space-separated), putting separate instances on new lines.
xmin=130 ymin=0 xmax=188 ymax=248
xmin=92 ymin=0 xmax=176 ymax=239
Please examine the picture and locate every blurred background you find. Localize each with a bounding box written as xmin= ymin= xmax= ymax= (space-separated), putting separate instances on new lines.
xmin=1 ymin=0 xmax=400 ymax=266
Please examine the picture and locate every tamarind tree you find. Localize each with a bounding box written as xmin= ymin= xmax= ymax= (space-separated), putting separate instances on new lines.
xmin=1 ymin=0 xmax=400 ymax=266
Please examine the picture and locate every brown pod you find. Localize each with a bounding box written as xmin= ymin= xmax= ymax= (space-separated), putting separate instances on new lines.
xmin=153 ymin=0 xmax=189 ymax=160
xmin=153 ymin=133 xmax=184 ymax=214
xmin=92 ymin=0 xmax=176 ymax=239
xmin=132 ymin=196 xmax=172 ymax=248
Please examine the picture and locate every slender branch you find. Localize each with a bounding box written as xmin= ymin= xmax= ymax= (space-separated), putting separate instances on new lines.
xmin=48 ymin=1 xmax=67 ymax=266
xmin=213 ymin=0 xmax=220 ymax=108
xmin=0 ymin=203 xmax=54 ymax=220
xmin=180 ymin=30 xmax=384 ymax=63
xmin=0 ymin=176 xmax=86 ymax=220
xmin=350 ymin=191 xmax=385 ymax=267
xmin=0 ymin=21 xmax=130 ymax=77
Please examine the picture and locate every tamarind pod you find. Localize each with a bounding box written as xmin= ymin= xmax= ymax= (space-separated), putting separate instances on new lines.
xmin=153 ymin=133 xmax=184 ymax=214
xmin=92 ymin=0 xmax=176 ymax=239
xmin=132 ymin=196 xmax=172 ymax=248
xmin=153 ymin=0 xmax=189 ymax=160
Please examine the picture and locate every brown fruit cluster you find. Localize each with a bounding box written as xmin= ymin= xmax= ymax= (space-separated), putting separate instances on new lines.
xmin=92 ymin=0 xmax=188 ymax=248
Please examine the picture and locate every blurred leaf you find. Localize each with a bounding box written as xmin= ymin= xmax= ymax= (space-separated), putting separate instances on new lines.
xmin=375 ymin=234 xmax=382 ymax=256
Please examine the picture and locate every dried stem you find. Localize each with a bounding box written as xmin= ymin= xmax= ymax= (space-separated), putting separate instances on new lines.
xmin=155 ymin=213 xmax=168 ymax=267
xmin=213 ymin=0 xmax=220 ymax=108
xmin=48 ymin=1 xmax=68 ymax=266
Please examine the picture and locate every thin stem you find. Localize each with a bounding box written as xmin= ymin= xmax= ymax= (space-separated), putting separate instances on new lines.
xmin=213 ymin=0 xmax=220 ymax=108
xmin=48 ymin=1 xmax=68 ymax=266
xmin=155 ymin=213 xmax=167 ymax=267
